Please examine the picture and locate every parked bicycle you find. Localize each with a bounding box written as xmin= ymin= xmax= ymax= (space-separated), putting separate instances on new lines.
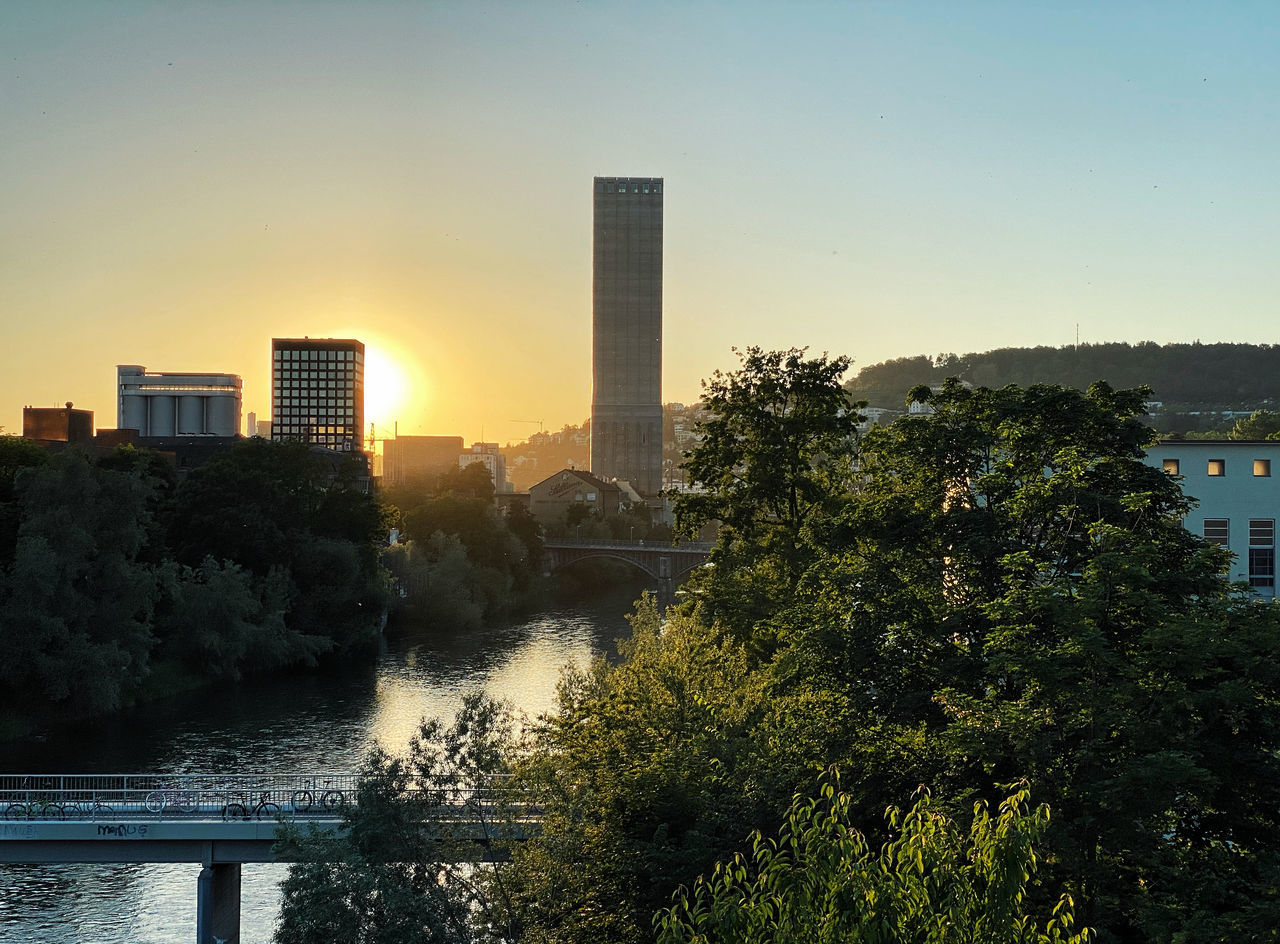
xmin=59 ymin=798 xmax=113 ymax=819
xmin=223 ymin=790 xmax=280 ymax=821
xmin=144 ymin=781 xmax=198 ymax=814
xmin=290 ymin=778 xmax=346 ymax=813
xmin=3 ymin=798 xmax=67 ymax=820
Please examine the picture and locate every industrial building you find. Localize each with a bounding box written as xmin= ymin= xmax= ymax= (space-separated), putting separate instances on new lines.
xmin=23 ymin=402 xmax=95 ymax=444
xmin=117 ymin=366 xmax=242 ymax=437
xmin=270 ymin=338 xmax=364 ymax=452
xmin=382 ymin=435 xmax=465 ymax=485
xmin=591 ymin=176 xmax=663 ymax=497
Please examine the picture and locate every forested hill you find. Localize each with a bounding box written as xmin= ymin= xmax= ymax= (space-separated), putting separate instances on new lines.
xmin=847 ymin=342 xmax=1280 ymax=410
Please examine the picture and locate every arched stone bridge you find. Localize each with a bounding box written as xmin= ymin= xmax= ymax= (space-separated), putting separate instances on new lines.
xmin=541 ymin=539 xmax=713 ymax=608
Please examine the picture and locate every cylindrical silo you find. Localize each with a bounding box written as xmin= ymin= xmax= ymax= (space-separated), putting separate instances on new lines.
xmin=206 ymin=394 xmax=238 ymax=436
xmin=150 ymin=396 xmax=176 ymax=437
xmin=177 ymin=396 xmax=205 ymax=435
xmin=120 ymin=393 xmax=148 ymax=434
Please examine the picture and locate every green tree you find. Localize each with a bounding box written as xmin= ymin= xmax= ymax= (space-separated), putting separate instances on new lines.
xmin=656 ymin=777 xmax=1090 ymax=944
xmin=673 ymin=347 xmax=863 ymax=638
xmin=507 ymin=596 xmax=768 ymax=944
xmin=764 ymin=380 xmax=1280 ymax=941
xmin=0 ymin=450 xmax=160 ymax=715
xmin=275 ymin=694 xmax=524 ymax=944
xmin=0 ymin=435 xmax=50 ymax=567
xmin=1229 ymin=409 xmax=1280 ymax=440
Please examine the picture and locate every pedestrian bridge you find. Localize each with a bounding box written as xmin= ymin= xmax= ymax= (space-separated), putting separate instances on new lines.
xmin=0 ymin=772 xmax=533 ymax=943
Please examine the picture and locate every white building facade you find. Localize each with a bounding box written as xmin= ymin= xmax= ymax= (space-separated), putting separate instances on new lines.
xmin=117 ymin=365 xmax=242 ymax=437
xmin=1144 ymin=440 xmax=1280 ymax=596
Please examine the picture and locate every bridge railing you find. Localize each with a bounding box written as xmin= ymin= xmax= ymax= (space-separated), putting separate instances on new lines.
xmin=0 ymin=773 xmax=526 ymax=823
xmin=543 ymin=538 xmax=715 ymax=551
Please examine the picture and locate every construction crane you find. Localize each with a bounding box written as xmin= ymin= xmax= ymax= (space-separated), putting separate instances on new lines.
xmin=510 ymin=419 xmax=545 ymax=435
xmin=367 ymin=421 xmax=397 ymax=453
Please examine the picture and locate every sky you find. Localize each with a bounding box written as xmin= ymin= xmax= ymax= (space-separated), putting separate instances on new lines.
xmin=4 ymin=1 xmax=1280 ymax=446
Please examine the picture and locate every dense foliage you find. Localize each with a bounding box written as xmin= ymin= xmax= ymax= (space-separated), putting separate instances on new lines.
xmin=848 ymin=342 xmax=1280 ymax=426
xmin=0 ymin=439 xmax=391 ymax=729
xmin=276 ymin=694 xmax=524 ymax=944
xmin=656 ymin=778 xmax=1090 ymax=944
xmin=271 ymin=350 xmax=1280 ymax=943
xmin=381 ymin=462 xmax=544 ymax=629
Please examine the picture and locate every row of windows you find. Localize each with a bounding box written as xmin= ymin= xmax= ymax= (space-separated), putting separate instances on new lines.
xmin=1203 ymin=518 xmax=1275 ymax=587
xmin=275 ymin=398 xmax=356 ymax=406
xmin=273 ymin=349 xmax=362 ymax=362
xmin=1164 ymin=458 xmax=1272 ymax=477
xmin=596 ymin=181 xmax=662 ymax=195
xmin=272 ymin=368 xmax=358 ymax=381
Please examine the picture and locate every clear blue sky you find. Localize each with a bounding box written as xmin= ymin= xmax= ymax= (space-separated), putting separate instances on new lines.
xmin=4 ymin=1 xmax=1278 ymax=443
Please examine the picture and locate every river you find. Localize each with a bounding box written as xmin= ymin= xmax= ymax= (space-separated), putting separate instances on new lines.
xmin=0 ymin=588 xmax=639 ymax=944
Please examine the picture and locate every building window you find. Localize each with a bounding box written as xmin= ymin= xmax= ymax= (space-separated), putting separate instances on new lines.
xmin=1256 ymin=459 xmax=1272 ymax=477
xmin=1162 ymin=458 xmax=1180 ymax=474
xmin=1208 ymin=459 xmax=1226 ymax=476
xmin=1203 ymin=519 xmax=1228 ymax=546
xmin=1250 ymin=519 xmax=1275 ymax=588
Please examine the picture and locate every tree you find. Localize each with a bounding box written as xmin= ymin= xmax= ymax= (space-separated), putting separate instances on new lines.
xmin=656 ymin=777 xmax=1091 ymax=944
xmin=275 ymin=694 xmax=524 ymax=944
xmin=672 ymin=347 xmax=863 ymax=638
xmin=0 ymin=435 xmax=50 ymax=566
xmin=1229 ymin=409 xmax=1280 ymax=440
xmin=0 ymin=450 xmax=160 ymax=715
xmin=506 ymin=596 xmax=769 ymax=944
xmin=762 ymin=380 xmax=1280 ymax=941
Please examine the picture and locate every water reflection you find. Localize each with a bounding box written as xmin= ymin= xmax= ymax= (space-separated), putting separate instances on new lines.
xmin=0 ymin=590 xmax=637 ymax=944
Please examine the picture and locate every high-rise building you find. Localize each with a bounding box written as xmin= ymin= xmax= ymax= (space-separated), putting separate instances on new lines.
xmin=271 ymin=338 xmax=364 ymax=452
xmin=591 ymin=175 xmax=663 ymax=496
xmin=117 ymin=366 xmax=242 ymax=437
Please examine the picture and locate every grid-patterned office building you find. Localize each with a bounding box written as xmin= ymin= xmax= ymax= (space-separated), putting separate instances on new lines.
xmin=591 ymin=175 xmax=663 ymax=496
xmin=271 ymin=338 xmax=364 ymax=452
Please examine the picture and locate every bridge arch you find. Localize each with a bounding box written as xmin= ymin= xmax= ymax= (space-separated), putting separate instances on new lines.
xmin=540 ymin=540 xmax=713 ymax=608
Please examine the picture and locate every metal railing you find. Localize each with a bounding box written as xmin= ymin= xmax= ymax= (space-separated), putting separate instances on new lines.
xmin=0 ymin=773 xmax=528 ymax=824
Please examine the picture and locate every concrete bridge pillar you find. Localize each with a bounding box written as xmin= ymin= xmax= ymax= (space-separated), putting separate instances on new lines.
xmin=196 ymin=861 xmax=241 ymax=944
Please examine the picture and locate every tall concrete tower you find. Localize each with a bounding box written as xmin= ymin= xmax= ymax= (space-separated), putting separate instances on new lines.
xmin=591 ymin=176 xmax=663 ymax=496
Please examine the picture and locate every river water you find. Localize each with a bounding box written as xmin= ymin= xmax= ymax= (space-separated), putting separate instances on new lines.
xmin=0 ymin=589 xmax=639 ymax=944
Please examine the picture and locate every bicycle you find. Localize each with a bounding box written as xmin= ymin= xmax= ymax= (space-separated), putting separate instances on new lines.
xmin=60 ymin=798 xmax=113 ymax=819
xmin=144 ymin=781 xmax=197 ymax=814
xmin=3 ymin=798 xmax=66 ymax=820
xmin=291 ymin=778 xmax=346 ymax=813
xmin=223 ymin=790 xmax=280 ymax=821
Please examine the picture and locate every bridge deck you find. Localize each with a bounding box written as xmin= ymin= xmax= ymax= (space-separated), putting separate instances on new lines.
xmin=0 ymin=773 xmax=535 ymax=864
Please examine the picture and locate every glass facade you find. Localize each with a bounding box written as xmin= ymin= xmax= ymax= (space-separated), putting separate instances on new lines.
xmin=270 ymin=339 xmax=365 ymax=452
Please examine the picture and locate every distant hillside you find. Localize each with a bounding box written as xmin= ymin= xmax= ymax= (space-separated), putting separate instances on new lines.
xmin=848 ymin=343 xmax=1280 ymax=423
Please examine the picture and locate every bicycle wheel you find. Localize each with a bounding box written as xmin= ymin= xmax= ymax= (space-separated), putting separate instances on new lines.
xmin=222 ymin=803 xmax=248 ymax=821
xmin=3 ymin=803 xmax=28 ymax=820
xmin=176 ymin=792 xmax=198 ymax=814
xmin=144 ymin=791 xmax=165 ymax=813
xmin=290 ymin=789 xmax=314 ymax=811
xmin=320 ymin=790 xmax=345 ymax=812
xmin=255 ymin=801 xmax=281 ymax=821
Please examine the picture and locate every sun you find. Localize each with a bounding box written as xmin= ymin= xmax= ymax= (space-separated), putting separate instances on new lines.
xmin=363 ymin=345 xmax=410 ymax=432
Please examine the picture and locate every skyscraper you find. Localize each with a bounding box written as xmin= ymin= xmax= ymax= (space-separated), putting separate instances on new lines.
xmin=591 ymin=176 xmax=663 ymax=496
xmin=271 ymin=338 xmax=365 ymax=451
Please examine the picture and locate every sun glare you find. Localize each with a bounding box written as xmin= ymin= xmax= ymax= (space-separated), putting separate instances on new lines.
xmin=363 ymin=345 xmax=410 ymax=431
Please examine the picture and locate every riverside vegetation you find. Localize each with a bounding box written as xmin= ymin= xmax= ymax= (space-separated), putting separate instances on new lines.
xmin=0 ymin=439 xmax=546 ymax=737
xmin=277 ymin=349 xmax=1280 ymax=944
